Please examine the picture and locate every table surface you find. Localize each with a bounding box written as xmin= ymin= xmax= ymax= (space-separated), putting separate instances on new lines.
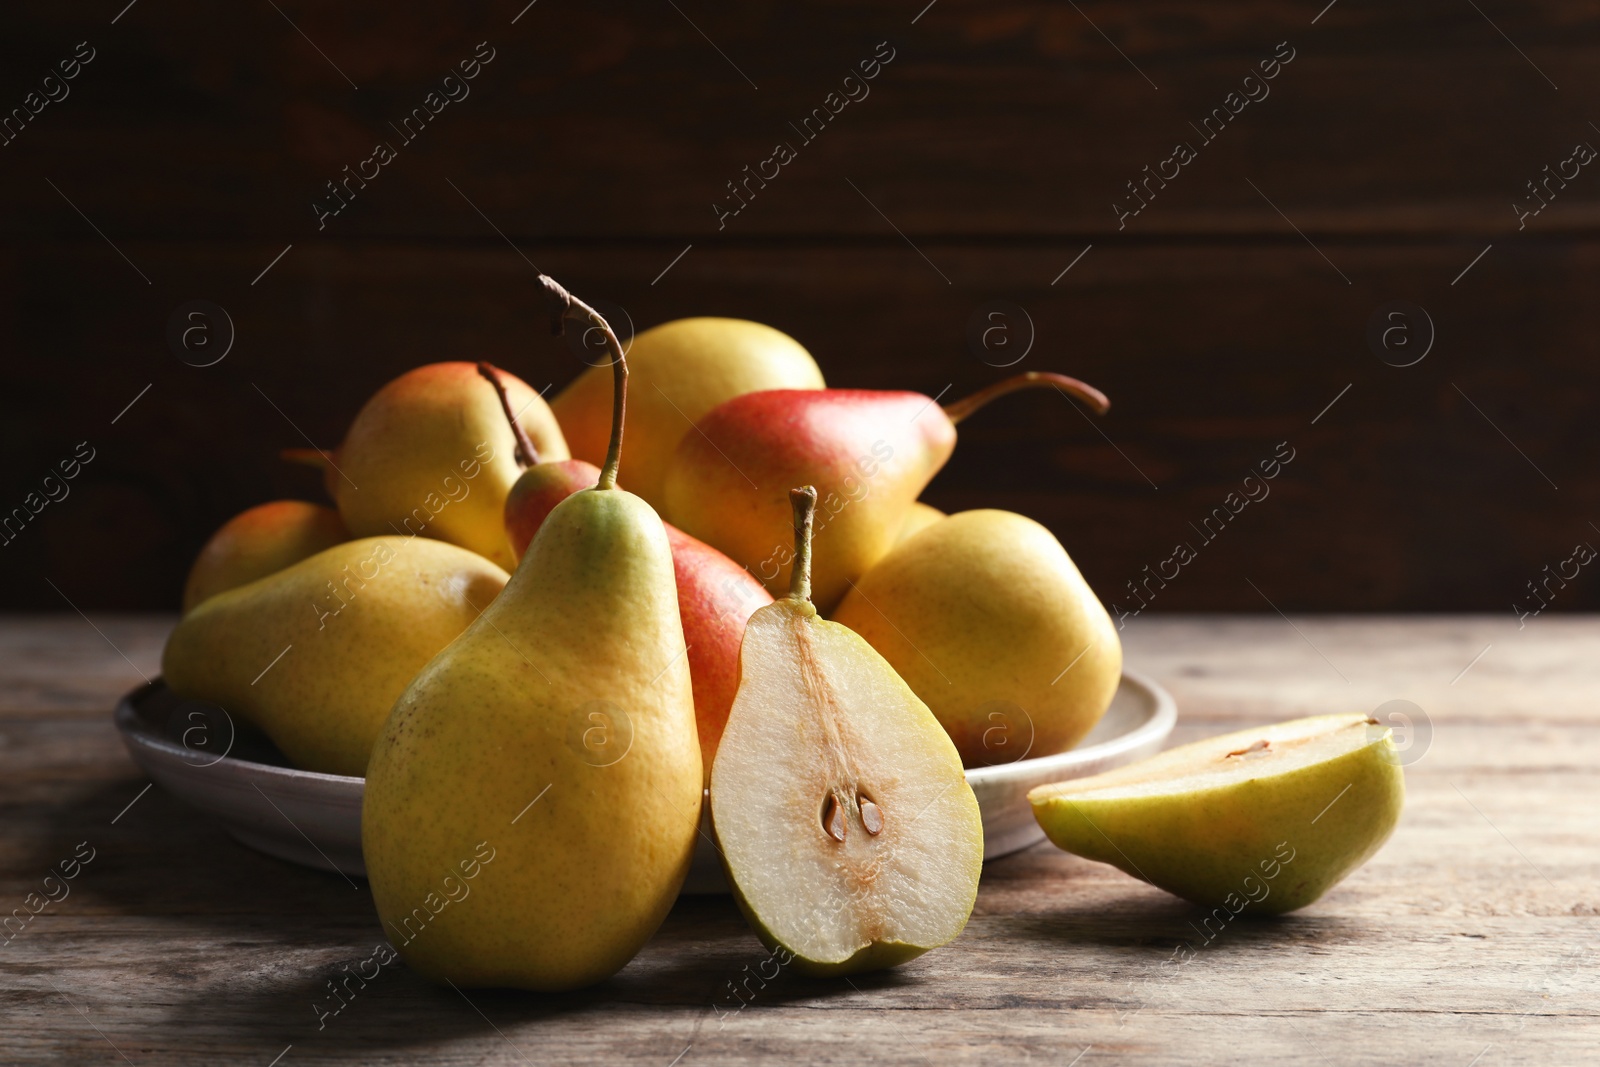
xmin=2 ymin=614 xmax=1595 ymax=1065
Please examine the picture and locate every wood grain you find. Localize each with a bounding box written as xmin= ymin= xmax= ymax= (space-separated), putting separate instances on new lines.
xmin=2 ymin=0 xmax=1599 ymax=610
xmin=2 ymin=2 xmax=1599 ymax=237
xmin=1 ymin=240 xmax=1595 ymax=612
xmin=0 ymin=616 xmax=1595 ymax=1064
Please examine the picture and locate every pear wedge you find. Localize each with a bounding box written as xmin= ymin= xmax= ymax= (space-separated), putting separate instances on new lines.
xmin=711 ymin=487 xmax=983 ymax=976
xmin=1030 ymin=714 xmax=1404 ymax=913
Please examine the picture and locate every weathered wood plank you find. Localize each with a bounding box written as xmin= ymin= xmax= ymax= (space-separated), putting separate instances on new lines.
xmin=1 ymin=617 xmax=1596 ymax=1062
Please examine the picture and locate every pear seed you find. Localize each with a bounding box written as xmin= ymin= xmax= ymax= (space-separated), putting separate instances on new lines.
xmin=1227 ymin=739 xmax=1271 ymax=759
xmin=859 ymin=796 xmax=884 ymax=835
xmin=822 ymin=794 xmax=847 ymax=842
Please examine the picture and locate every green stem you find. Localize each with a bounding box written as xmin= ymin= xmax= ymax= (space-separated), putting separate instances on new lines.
xmin=788 ymin=486 xmax=817 ymax=603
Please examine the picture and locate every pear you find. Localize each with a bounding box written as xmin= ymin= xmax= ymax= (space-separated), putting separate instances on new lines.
xmin=710 ymin=486 xmax=984 ymax=977
xmin=363 ymin=276 xmax=701 ymax=991
xmin=550 ymin=317 xmax=823 ymax=510
xmin=504 ymin=456 xmax=773 ymax=782
xmin=290 ymin=361 xmax=567 ymax=570
xmin=895 ymin=501 xmax=945 ymax=544
xmin=181 ymin=500 xmax=348 ymax=612
xmin=503 ymin=458 xmax=608 ymax=550
xmin=663 ymin=372 xmax=1108 ymax=613
xmin=661 ymin=524 xmax=773 ymax=778
xmin=163 ymin=536 xmax=507 ymax=776
xmin=833 ymin=510 xmax=1121 ymax=767
xmin=1029 ymin=714 xmax=1406 ymax=913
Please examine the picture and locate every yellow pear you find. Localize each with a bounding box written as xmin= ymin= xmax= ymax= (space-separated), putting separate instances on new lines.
xmin=895 ymin=501 xmax=945 ymax=544
xmin=363 ymin=277 xmax=701 ymax=991
xmin=711 ymin=487 xmax=983 ymax=976
xmin=832 ymin=510 xmax=1120 ymax=767
xmin=305 ymin=362 xmax=567 ymax=570
xmin=182 ymin=500 xmax=348 ymax=612
xmin=1030 ymin=714 xmax=1405 ymax=913
xmin=162 ymin=536 xmax=507 ymax=776
xmin=550 ymin=317 xmax=823 ymax=510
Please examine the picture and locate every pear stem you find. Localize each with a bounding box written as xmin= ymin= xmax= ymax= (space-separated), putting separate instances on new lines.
xmin=476 ymin=362 xmax=539 ymax=468
xmin=536 ymin=274 xmax=628 ymax=491
xmin=280 ymin=447 xmax=334 ymax=471
xmin=788 ymin=485 xmax=817 ymax=603
xmin=942 ymin=371 xmax=1110 ymax=424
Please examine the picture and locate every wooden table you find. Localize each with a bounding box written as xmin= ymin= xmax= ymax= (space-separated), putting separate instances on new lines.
xmin=3 ymin=615 xmax=1595 ymax=1065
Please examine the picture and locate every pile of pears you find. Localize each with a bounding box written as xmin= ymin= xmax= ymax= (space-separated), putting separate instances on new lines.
xmin=162 ymin=275 xmax=1403 ymax=992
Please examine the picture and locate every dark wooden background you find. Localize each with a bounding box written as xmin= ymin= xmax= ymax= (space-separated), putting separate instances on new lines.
xmin=2 ymin=0 xmax=1596 ymax=612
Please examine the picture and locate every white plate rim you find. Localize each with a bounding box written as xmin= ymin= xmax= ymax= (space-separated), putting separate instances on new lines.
xmin=116 ymin=669 xmax=1176 ymax=792
xmin=966 ymin=666 xmax=1177 ymax=788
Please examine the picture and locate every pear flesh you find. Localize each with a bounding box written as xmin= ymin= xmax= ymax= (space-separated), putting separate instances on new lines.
xmin=711 ymin=597 xmax=983 ymax=975
xmin=1029 ymin=713 xmax=1405 ymax=913
xmin=163 ymin=536 xmax=508 ymax=777
xmin=363 ymin=472 xmax=701 ymax=989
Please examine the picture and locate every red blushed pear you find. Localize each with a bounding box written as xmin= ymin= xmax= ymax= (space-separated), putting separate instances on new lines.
xmin=503 ymin=450 xmax=773 ymax=783
xmin=503 ymin=458 xmax=608 ymax=552
xmin=658 ymin=525 xmax=774 ymax=776
xmin=182 ymin=500 xmax=349 ymax=612
xmin=661 ymin=372 xmax=1110 ymax=613
xmin=549 ymin=317 xmax=824 ymax=512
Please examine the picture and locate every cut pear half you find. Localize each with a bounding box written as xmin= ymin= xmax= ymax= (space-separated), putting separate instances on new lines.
xmin=710 ymin=488 xmax=983 ymax=976
xmin=1029 ymin=713 xmax=1405 ymax=914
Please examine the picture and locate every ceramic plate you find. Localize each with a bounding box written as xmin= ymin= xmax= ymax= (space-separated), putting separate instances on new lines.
xmin=114 ymin=671 xmax=1175 ymax=892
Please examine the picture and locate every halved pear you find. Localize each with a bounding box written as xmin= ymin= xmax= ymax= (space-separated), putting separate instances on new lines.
xmin=1029 ymin=713 xmax=1404 ymax=913
xmin=710 ymin=487 xmax=983 ymax=976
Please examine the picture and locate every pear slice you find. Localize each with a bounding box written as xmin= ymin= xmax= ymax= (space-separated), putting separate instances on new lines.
xmin=710 ymin=487 xmax=984 ymax=976
xmin=1029 ymin=713 xmax=1405 ymax=914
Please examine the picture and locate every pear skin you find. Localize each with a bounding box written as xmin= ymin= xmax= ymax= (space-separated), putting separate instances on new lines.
xmin=1029 ymin=714 xmax=1406 ymax=913
xmin=663 ymin=525 xmax=772 ymax=779
xmin=664 ymin=389 xmax=955 ymax=613
xmin=364 ymin=488 xmax=701 ymax=989
xmin=182 ymin=501 xmax=348 ymax=612
xmin=504 ymin=459 xmax=774 ymax=782
xmin=550 ymin=317 xmax=823 ymax=510
xmin=329 ymin=362 xmax=568 ymax=570
xmin=662 ymin=374 xmax=1107 ymax=614
xmin=163 ymin=536 xmax=508 ymax=776
xmin=895 ymin=501 xmax=945 ymax=544
xmin=503 ymin=458 xmax=606 ymax=553
xmin=832 ymin=509 xmax=1121 ymax=766
xmin=364 ymin=275 xmax=702 ymax=992
xmin=711 ymin=488 xmax=983 ymax=977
